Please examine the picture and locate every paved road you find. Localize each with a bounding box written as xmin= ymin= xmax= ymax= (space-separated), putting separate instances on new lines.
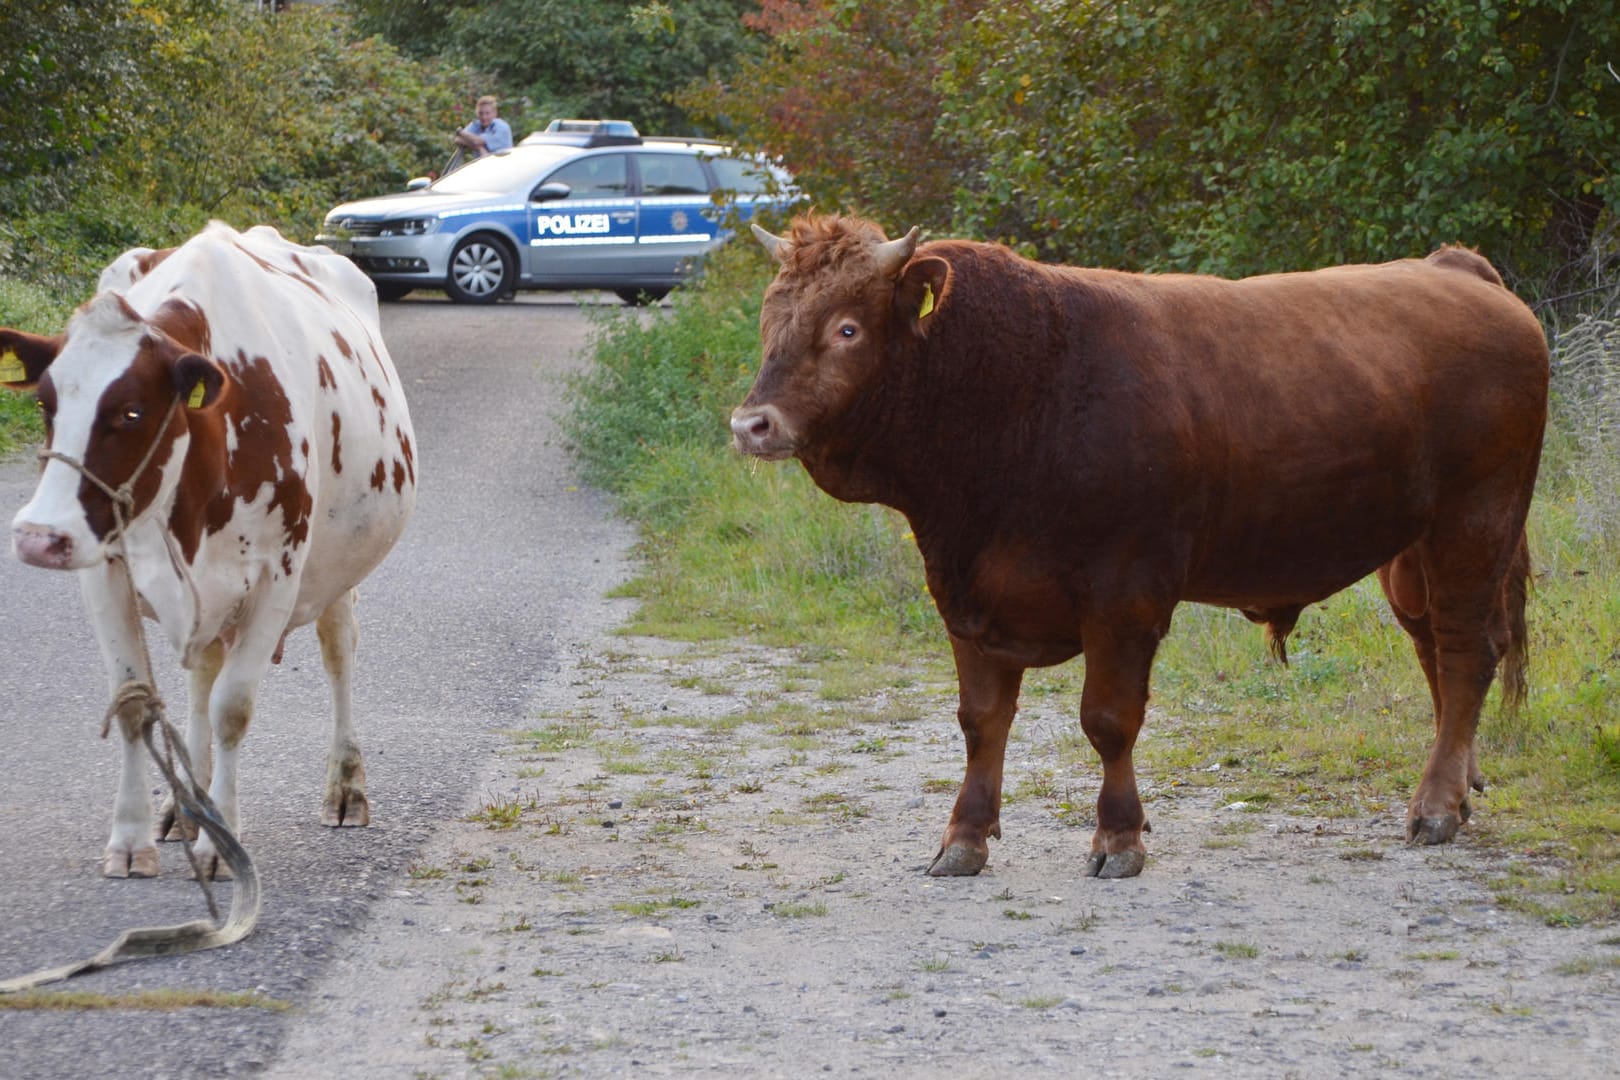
xmin=0 ymin=293 xmax=633 ymax=1079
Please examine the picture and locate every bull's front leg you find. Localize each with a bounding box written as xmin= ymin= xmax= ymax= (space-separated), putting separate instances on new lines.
xmin=78 ymin=561 xmax=160 ymax=878
xmin=1078 ymin=617 xmax=1163 ymax=879
xmin=929 ymin=635 xmax=1024 ymax=877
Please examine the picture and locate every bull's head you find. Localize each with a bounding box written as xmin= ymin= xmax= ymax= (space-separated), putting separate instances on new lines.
xmin=3 ymin=291 xmax=225 ymax=570
xmin=729 ymin=215 xmax=950 ymax=462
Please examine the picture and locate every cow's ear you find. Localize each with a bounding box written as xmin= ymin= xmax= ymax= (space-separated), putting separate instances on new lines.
xmin=173 ymin=351 xmax=226 ymax=410
xmin=893 ymin=256 xmax=951 ymax=336
xmin=0 ymin=328 xmax=63 ymax=390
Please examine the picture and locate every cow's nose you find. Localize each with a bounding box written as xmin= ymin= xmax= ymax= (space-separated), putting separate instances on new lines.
xmin=13 ymin=523 xmax=75 ymax=570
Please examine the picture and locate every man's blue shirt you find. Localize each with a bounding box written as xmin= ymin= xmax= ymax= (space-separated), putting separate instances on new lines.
xmin=465 ymin=117 xmax=513 ymax=155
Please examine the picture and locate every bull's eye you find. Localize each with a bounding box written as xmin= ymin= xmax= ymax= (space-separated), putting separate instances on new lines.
xmin=838 ymin=323 xmax=858 ymax=339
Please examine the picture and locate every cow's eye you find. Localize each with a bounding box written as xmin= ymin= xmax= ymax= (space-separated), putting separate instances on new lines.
xmin=120 ymin=406 xmax=144 ymax=425
xmin=838 ymin=323 xmax=858 ymax=339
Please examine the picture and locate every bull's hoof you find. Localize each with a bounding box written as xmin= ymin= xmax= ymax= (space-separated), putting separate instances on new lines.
xmin=1084 ymin=849 xmax=1146 ymax=879
xmin=322 ymin=790 xmax=371 ymax=828
xmin=104 ymin=846 xmax=160 ymax=879
xmin=1406 ymin=814 xmax=1461 ymax=845
xmin=927 ymin=843 xmax=987 ymax=877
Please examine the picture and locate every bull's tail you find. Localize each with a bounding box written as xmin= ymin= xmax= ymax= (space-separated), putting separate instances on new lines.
xmin=1499 ymin=529 xmax=1531 ymax=711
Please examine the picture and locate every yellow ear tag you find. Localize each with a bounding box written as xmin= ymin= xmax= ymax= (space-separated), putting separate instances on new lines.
xmin=918 ymin=282 xmax=936 ymax=320
xmin=187 ymin=379 xmax=206 ymax=408
xmin=0 ymin=347 xmax=25 ymax=382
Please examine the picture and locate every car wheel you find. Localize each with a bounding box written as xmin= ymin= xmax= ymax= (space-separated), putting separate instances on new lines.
xmin=615 ymin=287 xmax=669 ymax=306
xmin=446 ymin=235 xmax=515 ymax=304
xmin=375 ymin=283 xmax=414 ymax=302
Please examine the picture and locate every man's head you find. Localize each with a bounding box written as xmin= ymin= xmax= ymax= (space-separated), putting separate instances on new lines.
xmin=475 ymin=96 xmax=498 ymax=125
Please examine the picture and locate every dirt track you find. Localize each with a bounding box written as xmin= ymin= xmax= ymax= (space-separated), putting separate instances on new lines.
xmin=267 ymin=628 xmax=1619 ymax=1079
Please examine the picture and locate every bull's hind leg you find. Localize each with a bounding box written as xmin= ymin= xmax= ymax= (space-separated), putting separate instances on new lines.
xmin=1379 ymin=550 xmax=1489 ymax=797
xmin=1078 ymin=615 xmax=1162 ymax=879
xmin=1385 ymin=528 xmax=1521 ymax=845
xmin=317 ymin=589 xmax=369 ymax=827
xmin=930 ymin=635 xmax=1022 ymax=876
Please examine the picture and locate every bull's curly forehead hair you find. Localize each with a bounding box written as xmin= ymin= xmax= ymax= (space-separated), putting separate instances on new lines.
xmin=779 ymin=214 xmax=893 ymax=277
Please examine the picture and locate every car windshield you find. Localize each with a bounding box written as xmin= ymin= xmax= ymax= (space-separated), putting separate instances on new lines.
xmin=432 ymin=148 xmax=571 ymax=195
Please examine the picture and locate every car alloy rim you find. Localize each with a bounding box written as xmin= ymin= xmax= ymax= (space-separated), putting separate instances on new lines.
xmin=452 ymin=243 xmax=504 ymax=297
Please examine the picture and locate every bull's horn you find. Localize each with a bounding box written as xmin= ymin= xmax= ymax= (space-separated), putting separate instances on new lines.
xmin=751 ymin=223 xmax=788 ymax=262
xmin=874 ymin=226 xmax=921 ymax=276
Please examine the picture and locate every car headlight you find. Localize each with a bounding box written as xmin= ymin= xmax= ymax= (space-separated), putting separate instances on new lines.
xmin=379 ymin=218 xmax=437 ymax=237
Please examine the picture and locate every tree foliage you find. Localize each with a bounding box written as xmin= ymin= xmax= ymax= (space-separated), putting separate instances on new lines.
xmin=0 ymin=0 xmax=153 ymax=189
xmin=942 ymin=0 xmax=1620 ymax=293
xmin=681 ymin=0 xmax=983 ymax=233
xmin=679 ymin=0 xmax=1618 ymax=295
xmin=346 ymin=0 xmax=765 ymax=135
xmin=0 ymin=2 xmax=478 ymax=301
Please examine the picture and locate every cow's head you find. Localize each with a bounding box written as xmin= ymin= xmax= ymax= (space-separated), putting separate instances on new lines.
xmin=4 ymin=291 xmax=225 ymax=570
xmin=729 ymin=214 xmax=951 ymax=461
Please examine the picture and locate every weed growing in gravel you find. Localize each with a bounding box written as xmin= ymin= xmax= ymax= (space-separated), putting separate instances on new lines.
xmin=613 ymin=896 xmax=701 ymax=917
xmin=770 ymin=900 xmax=829 ymax=918
xmin=1213 ymin=941 xmax=1260 ymax=959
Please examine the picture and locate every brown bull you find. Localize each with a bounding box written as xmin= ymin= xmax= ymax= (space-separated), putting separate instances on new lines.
xmin=730 ymin=214 xmax=1548 ymax=879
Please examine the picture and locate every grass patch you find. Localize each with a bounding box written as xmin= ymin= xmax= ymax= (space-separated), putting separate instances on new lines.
xmin=0 ymin=989 xmax=290 ymax=1011
xmin=769 ymin=900 xmax=829 ymax=918
xmin=611 ymin=896 xmax=701 ymax=917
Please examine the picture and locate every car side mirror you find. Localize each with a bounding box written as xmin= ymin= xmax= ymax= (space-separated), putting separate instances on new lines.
xmin=532 ymin=182 xmax=572 ymax=203
xmin=405 ymin=177 xmax=432 ymax=191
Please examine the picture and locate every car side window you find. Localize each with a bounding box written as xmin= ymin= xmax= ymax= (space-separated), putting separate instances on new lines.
xmin=708 ymin=156 xmax=773 ymax=194
xmin=635 ymin=154 xmax=710 ymax=197
xmin=541 ymin=154 xmax=629 ymax=198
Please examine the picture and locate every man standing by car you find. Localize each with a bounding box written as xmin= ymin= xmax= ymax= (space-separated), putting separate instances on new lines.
xmin=454 ymin=96 xmax=513 ymax=158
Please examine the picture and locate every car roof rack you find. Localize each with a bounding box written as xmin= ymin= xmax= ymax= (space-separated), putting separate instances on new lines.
xmin=520 ymin=119 xmax=643 ymax=148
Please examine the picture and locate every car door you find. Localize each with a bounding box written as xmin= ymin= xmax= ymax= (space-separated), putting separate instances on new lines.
xmin=525 ymin=152 xmax=637 ymax=283
xmin=631 ymin=151 xmax=717 ymax=278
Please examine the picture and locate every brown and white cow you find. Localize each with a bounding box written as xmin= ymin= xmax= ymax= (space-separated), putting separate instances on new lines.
xmin=0 ymin=222 xmax=416 ymax=878
xmin=731 ymin=214 xmax=1548 ymax=879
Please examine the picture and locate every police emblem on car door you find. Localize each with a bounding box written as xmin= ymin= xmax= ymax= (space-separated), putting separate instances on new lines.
xmin=527 ymin=153 xmax=638 ymax=280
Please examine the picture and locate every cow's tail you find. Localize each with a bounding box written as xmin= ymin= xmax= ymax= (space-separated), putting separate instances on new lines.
xmin=1499 ymin=529 xmax=1531 ymax=712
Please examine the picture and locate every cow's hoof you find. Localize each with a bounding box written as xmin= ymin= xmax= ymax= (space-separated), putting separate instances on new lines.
xmin=927 ymin=843 xmax=987 ymax=877
xmin=1406 ymin=814 xmax=1461 ymax=845
xmin=104 ymin=846 xmax=160 ymax=878
xmin=157 ymin=798 xmax=198 ymax=843
xmin=322 ymin=791 xmax=371 ymax=827
xmin=190 ymin=852 xmax=233 ymax=881
xmin=1084 ymin=849 xmax=1146 ymax=879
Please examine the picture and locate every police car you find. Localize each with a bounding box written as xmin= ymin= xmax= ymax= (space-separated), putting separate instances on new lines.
xmin=315 ymin=120 xmax=795 ymax=304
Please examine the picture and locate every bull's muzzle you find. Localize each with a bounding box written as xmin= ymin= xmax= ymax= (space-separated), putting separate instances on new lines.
xmin=729 ymin=404 xmax=794 ymax=460
xmin=13 ymin=522 xmax=78 ymax=570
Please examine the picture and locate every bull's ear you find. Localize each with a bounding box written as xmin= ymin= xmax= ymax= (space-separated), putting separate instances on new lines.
xmin=893 ymin=256 xmax=952 ymax=336
xmin=0 ymin=328 xmax=63 ymax=390
xmin=173 ymin=351 xmax=226 ymax=410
